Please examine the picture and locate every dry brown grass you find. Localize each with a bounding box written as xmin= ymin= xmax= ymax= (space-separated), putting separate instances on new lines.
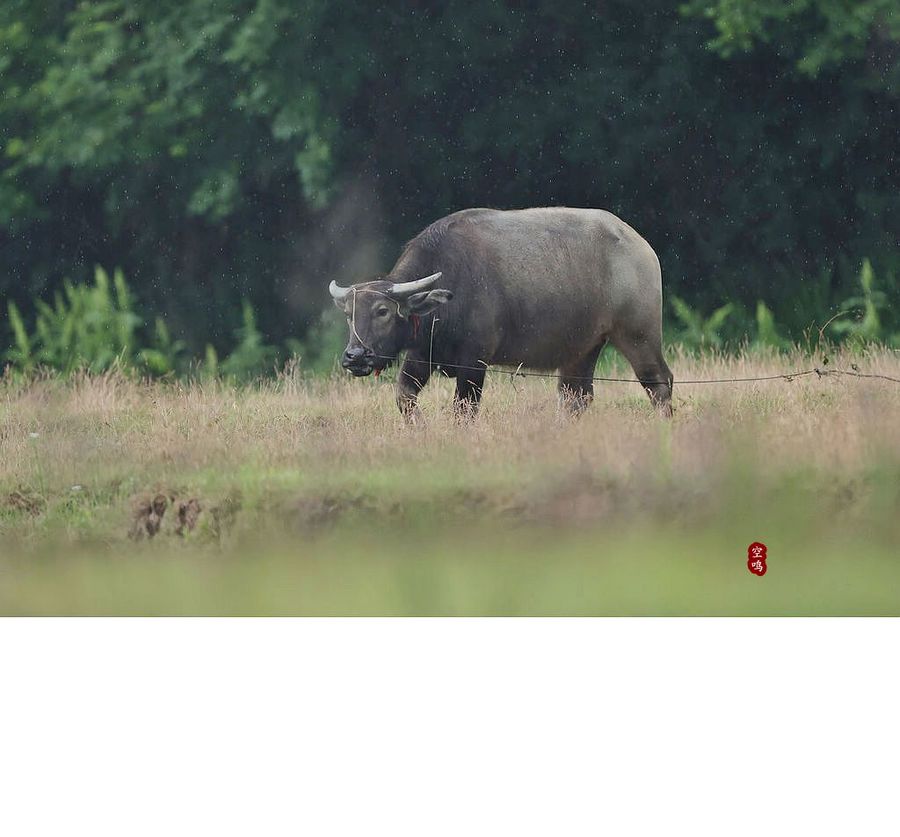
xmin=2 ymin=346 xmax=897 ymax=500
xmin=0 ymin=346 xmax=898 ymax=614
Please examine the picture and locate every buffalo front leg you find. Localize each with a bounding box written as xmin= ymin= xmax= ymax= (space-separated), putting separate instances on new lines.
xmin=396 ymin=357 xmax=432 ymax=423
xmin=454 ymin=365 xmax=486 ymax=421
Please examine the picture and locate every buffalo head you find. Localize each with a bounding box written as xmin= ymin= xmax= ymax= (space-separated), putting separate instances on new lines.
xmin=328 ymin=272 xmax=452 ymax=376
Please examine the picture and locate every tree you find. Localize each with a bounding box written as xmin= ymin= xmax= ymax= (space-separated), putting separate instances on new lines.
xmin=2 ymin=0 xmax=898 ymax=355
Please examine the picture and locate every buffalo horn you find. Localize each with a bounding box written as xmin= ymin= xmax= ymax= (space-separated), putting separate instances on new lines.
xmin=388 ymin=272 xmax=442 ymax=297
xmin=328 ymin=280 xmax=352 ymax=300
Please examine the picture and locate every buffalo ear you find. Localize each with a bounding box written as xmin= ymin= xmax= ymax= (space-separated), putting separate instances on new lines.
xmin=403 ymin=288 xmax=453 ymax=316
xmin=332 ymin=297 xmax=350 ymax=313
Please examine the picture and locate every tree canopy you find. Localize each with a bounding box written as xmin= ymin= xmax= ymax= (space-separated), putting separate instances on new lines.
xmin=2 ymin=0 xmax=898 ymax=353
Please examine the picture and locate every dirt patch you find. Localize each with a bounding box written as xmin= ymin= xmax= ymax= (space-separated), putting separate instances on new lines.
xmin=129 ymin=491 xmax=204 ymax=540
xmin=431 ymin=489 xmax=525 ymax=522
xmin=175 ymin=497 xmax=203 ymax=536
xmin=129 ymin=492 xmax=170 ymax=540
xmin=526 ymin=472 xmax=622 ymax=527
xmin=207 ymin=494 xmax=241 ymax=541
xmin=290 ymin=494 xmax=371 ymax=529
xmin=3 ymin=489 xmax=45 ymax=517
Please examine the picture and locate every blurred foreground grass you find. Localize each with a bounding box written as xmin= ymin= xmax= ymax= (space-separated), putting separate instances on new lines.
xmin=1 ymin=347 xmax=898 ymax=615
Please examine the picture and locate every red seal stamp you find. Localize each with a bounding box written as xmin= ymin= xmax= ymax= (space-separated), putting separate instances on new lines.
xmin=747 ymin=542 xmax=767 ymax=576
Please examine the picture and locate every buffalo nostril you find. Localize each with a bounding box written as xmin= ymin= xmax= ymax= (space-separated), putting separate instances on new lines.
xmin=342 ymin=347 xmax=370 ymax=367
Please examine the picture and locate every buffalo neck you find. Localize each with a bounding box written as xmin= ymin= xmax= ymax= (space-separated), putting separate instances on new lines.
xmin=389 ymin=248 xmax=443 ymax=354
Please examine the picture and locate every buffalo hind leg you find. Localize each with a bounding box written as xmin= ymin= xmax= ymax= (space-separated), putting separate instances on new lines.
xmin=610 ymin=333 xmax=673 ymax=417
xmin=396 ymin=357 xmax=432 ymax=424
xmin=558 ymin=341 xmax=606 ymax=416
xmin=454 ymin=365 xmax=486 ymax=421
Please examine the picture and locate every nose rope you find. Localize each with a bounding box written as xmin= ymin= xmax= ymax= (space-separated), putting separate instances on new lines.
xmin=348 ymin=288 xmax=371 ymax=351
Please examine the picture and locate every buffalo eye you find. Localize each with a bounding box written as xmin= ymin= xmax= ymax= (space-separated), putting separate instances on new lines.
xmin=375 ymin=307 xmax=390 ymax=318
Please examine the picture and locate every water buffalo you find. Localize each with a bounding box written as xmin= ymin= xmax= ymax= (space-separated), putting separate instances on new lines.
xmin=328 ymin=207 xmax=673 ymax=420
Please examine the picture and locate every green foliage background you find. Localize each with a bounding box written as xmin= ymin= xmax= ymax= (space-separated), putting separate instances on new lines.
xmin=2 ymin=0 xmax=898 ymax=364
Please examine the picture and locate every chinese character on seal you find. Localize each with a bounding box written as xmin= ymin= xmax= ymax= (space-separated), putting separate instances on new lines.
xmin=747 ymin=542 xmax=768 ymax=576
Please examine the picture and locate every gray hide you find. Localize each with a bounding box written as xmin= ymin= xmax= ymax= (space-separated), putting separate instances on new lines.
xmin=330 ymin=207 xmax=673 ymax=419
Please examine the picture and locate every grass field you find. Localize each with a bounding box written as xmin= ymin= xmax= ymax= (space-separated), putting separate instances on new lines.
xmin=1 ymin=346 xmax=898 ymax=615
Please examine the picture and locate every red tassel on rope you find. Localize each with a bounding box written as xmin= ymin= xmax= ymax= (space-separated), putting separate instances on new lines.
xmin=411 ymin=314 xmax=420 ymax=340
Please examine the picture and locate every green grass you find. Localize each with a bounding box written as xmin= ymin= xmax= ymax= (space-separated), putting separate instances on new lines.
xmin=2 ymin=521 xmax=897 ymax=616
xmin=1 ymin=348 xmax=898 ymax=614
